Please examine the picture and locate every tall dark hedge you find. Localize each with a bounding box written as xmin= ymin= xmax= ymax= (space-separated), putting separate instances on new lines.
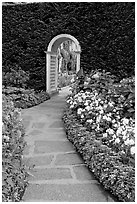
xmin=2 ymin=2 xmax=135 ymax=90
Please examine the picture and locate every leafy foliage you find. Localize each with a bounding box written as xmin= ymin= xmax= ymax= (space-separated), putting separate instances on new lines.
xmin=2 ymin=95 xmax=28 ymax=201
xmin=3 ymin=86 xmax=50 ymax=109
xmin=58 ymin=74 xmax=75 ymax=88
xmin=2 ymin=65 xmax=29 ymax=88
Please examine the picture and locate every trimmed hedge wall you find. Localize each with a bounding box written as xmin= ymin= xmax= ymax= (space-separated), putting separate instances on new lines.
xmin=2 ymin=2 xmax=134 ymax=90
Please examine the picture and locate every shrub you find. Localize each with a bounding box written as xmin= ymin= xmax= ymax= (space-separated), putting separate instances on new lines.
xmin=2 ymin=65 xmax=29 ymax=88
xmin=2 ymin=94 xmax=28 ymax=201
xmin=2 ymin=86 xmax=50 ymax=109
xmin=58 ymin=73 xmax=75 ymax=88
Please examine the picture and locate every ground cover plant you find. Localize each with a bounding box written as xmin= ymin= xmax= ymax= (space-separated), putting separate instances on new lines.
xmin=2 ymin=86 xmax=50 ymax=109
xmin=2 ymin=95 xmax=28 ymax=201
xmin=2 ymin=65 xmax=50 ymax=109
xmin=63 ymin=70 xmax=135 ymax=202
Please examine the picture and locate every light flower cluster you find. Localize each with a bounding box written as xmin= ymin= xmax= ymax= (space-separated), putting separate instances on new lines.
xmin=67 ymin=89 xmax=135 ymax=158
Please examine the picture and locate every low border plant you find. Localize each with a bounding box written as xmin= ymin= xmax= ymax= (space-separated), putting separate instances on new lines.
xmin=2 ymin=94 xmax=28 ymax=201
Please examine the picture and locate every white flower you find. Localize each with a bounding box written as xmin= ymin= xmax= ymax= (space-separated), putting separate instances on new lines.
xmin=103 ymin=115 xmax=107 ymax=120
xmin=70 ymin=105 xmax=74 ymax=109
xmin=112 ymin=134 xmax=116 ymax=139
xmin=92 ymin=73 xmax=100 ymax=79
xmin=3 ymin=135 xmax=9 ymax=141
xmin=87 ymin=119 xmax=93 ymax=123
xmin=86 ymin=77 xmax=91 ymax=82
xmin=84 ymin=101 xmax=89 ymax=106
xmin=85 ymin=106 xmax=91 ymax=111
xmin=103 ymin=133 xmax=108 ymax=138
xmin=107 ymin=117 xmax=111 ymax=122
xmin=112 ymin=119 xmax=116 ymax=123
xmin=122 ymin=118 xmax=129 ymax=125
xmin=113 ymin=123 xmax=118 ymax=128
xmin=103 ymin=115 xmax=111 ymax=122
xmin=116 ymin=115 xmax=120 ymax=119
xmin=107 ymin=113 xmax=112 ymax=117
xmin=130 ymin=146 xmax=135 ymax=155
xmin=106 ymin=128 xmax=114 ymax=135
xmin=115 ymin=138 xmax=120 ymax=143
xmin=82 ymin=95 xmax=87 ymax=99
xmin=96 ymin=115 xmax=101 ymax=123
xmin=77 ymin=97 xmax=83 ymax=102
xmin=116 ymin=127 xmax=122 ymax=135
xmin=71 ymin=78 xmax=75 ymax=83
xmin=124 ymin=138 xmax=135 ymax=146
xmin=77 ymin=108 xmax=83 ymax=115
xmin=81 ymin=114 xmax=84 ymax=119
xmin=84 ymin=82 xmax=89 ymax=86
xmin=129 ymin=139 xmax=135 ymax=145
xmin=103 ymin=104 xmax=108 ymax=109
xmin=99 ymin=109 xmax=104 ymax=114
xmin=108 ymin=102 xmax=114 ymax=107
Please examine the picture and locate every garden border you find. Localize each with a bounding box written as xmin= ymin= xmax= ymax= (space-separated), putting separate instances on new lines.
xmin=62 ymin=107 xmax=135 ymax=202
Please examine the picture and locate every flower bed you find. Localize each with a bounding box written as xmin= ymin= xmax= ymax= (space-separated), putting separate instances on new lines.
xmin=58 ymin=73 xmax=75 ymax=88
xmin=2 ymin=86 xmax=50 ymax=109
xmin=63 ymin=71 xmax=135 ymax=202
xmin=2 ymin=95 xmax=28 ymax=201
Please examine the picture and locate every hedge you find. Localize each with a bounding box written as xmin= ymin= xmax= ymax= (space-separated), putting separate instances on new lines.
xmin=2 ymin=86 xmax=50 ymax=109
xmin=2 ymin=2 xmax=135 ymax=90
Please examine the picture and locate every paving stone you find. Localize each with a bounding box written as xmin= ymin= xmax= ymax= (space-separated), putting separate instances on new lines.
xmin=34 ymin=141 xmax=75 ymax=153
xmin=29 ymin=129 xmax=43 ymax=136
xmin=55 ymin=153 xmax=84 ymax=165
xmin=28 ymin=132 xmax=66 ymax=141
xmin=23 ymin=155 xmax=53 ymax=167
xmin=73 ymin=166 xmax=96 ymax=180
xmin=22 ymin=115 xmax=33 ymax=120
xmin=49 ymin=121 xmax=64 ymax=128
xmin=32 ymin=122 xmax=45 ymax=129
xmin=23 ymin=145 xmax=31 ymax=155
xmin=29 ymin=168 xmax=72 ymax=180
xmin=22 ymin=120 xmax=31 ymax=129
xmin=23 ymin=183 xmax=110 ymax=202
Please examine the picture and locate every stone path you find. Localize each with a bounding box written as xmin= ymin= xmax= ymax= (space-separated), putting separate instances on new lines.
xmin=22 ymin=87 xmax=116 ymax=202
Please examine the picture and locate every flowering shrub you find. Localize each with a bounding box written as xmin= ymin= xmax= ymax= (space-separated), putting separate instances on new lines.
xmin=3 ymin=86 xmax=50 ymax=109
xmin=67 ymin=71 xmax=135 ymax=161
xmin=58 ymin=74 xmax=75 ymax=88
xmin=2 ymin=95 xmax=28 ymax=201
xmin=67 ymin=90 xmax=135 ymax=161
xmin=63 ymin=108 xmax=135 ymax=202
xmin=64 ymin=70 xmax=135 ymax=201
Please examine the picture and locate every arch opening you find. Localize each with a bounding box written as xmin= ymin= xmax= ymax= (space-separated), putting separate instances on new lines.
xmin=46 ymin=34 xmax=81 ymax=94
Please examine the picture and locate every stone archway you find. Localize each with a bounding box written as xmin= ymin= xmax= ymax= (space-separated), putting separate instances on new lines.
xmin=45 ymin=34 xmax=81 ymax=94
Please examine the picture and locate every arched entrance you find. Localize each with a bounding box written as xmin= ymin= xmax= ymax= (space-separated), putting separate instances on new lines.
xmin=45 ymin=34 xmax=81 ymax=94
